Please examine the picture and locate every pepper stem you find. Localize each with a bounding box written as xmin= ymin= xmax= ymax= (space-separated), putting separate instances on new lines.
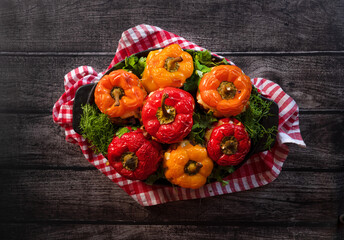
xmin=156 ymin=93 xmax=176 ymax=125
xmin=220 ymin=136 xmax=238 ymax=155
xmin=184 ymin=160 xmax=203 ymax=176
xmin=110 ymin=87 xmax=124 ymax=106
xmin=161 ymin=93 xmax=170 ymax=117
xmin=217 ymin=82 xmax=237 ymax=100
xmin=165 ymin=56 xmax=183 ymax=72
xmin=121 ymin=152 xmax=138 ymax=171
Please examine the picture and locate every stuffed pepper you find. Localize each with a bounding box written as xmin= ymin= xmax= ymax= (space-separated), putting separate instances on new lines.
xmin=206 ymin=118 xmax=251 ymax=166
xmin=141 ymin=44 xmax=194 ymax=92
xmin=94 ymin=69 xmax=147 ymax=120
xmin=141 ymin=87 xmax=194 ymax=144
xmin=163 ymin=140 xmax=214 ymax=189
xmin=107 ymin=127 xmax=162 ymax=180
xmin=197 ymin=65 xmax=252 ymax=117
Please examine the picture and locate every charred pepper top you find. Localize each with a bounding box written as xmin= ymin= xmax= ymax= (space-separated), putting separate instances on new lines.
xmin=94 ymin=69 xmax=147 ymax=119
xmin=206 ymin=118 xmax=251 ymax=166
xmin=141 ymin=44 xmax=194 ymax=92
xmin=107 ymin=128 xmax=162 ymax=180
xmin=141 ymin=87 xmax=195 ymax=144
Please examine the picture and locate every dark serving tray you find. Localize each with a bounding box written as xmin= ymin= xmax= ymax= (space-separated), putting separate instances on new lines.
xmin=72 ymin=49 xmax=279 ymax=170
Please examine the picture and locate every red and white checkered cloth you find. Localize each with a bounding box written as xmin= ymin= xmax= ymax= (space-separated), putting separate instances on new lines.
xmin=53 ymin=24 xmax=306 ymax=206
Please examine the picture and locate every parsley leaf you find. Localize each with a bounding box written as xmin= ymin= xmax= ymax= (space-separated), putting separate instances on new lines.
xmin=144 ymin=164 xmax=166 ymax=185
xmin=208 ymin=165 xmax=235 ymax=186
xmin=121 ymin=55 xmax=147 ymax=77
xmin=189 ymin=111 xmax=218 ymax=145
xmin=183 ymin=49 xmax=229 ymax=93
xmin=183 ymin=71 xmax=199 ymax=92
xmin=115 ymin=126 xmax=138 ymax=138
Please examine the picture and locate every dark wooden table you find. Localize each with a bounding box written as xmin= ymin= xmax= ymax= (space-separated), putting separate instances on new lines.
xmin=1 ymin=0 xmax=343 ymax=239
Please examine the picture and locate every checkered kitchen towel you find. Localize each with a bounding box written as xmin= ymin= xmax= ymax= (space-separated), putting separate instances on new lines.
xmin=52 ymin=24 xmax=306 ymax=206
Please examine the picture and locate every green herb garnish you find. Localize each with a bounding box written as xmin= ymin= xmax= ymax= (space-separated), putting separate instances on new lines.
xmin=80 ymin=104 xmax=115 ymax=156
xmin=188 ymin=111 xmax=218 ymax=145
xmin=208 ymin=164 xmax=235 ymax=186
xmin=114 ymin=55 xmax=147 ymax=77
xmin=183 ymin=49 xmax=229 ymax=93
xmin=145 ymin=164 xmax=166 ymax=185
xmin=186 ymin=49 xmax=229 ymax=67
xmin=235 ymin=87 xmax=278 ymax=149
xmin=115 ymin=126 xmax=138 ymax=138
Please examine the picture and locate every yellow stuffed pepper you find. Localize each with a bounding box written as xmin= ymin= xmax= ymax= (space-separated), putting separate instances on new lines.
xmin=141 ymin=44 xmax=194 ymax=92
xmin=163 ymin=141 xmax=213 ymax=189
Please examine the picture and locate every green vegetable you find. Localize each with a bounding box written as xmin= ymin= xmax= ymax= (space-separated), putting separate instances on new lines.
xmin=114 ymin=55 xmax=147 ymax=77
xmin=207 ymin=164 xmax=235 ymax=186
xmin=188 ymin=110 xmax=218 ymax=145
xmin=183 ymin=49 xmax=229 ymax=93
xmin=186 ymin=49 xmax=229 ymax=67
xmin=235 ymin=87 xmax=278 ymax=149
xmin=144 ymin=164 xmax=166 ymax=185
xmin=80 ymin=104 xmax=115 ymax=156
xmin=115 ymin=126 xmax=138 ymax=138
xmin=183 ymin=71 xmax=200 ymax=92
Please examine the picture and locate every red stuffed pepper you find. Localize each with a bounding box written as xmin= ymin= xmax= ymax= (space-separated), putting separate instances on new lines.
xmin=107 ymin=128 xmax=162 ymax=180
xmin=206 ymin=118 xmax=251 ymax=166
xmin=141 ymin=87 xmax=195 ymax=144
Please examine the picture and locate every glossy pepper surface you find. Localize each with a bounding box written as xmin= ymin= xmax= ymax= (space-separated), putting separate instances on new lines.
xmin=197 ymin=65 xmax=252 ymax=117
xmin=107 ymin=128 xmax=162 ymax=180
xmin=94 ymin=69 xmax=147 ymax=119
xmin=163 ymin=141 xmax=214 ymax=189
xmin=206 ymin=118 xmax=251 ymax=166
xmin=141 ymin=87 xmax=195 ymax=144
xmin=141 ymin=44 xmax=194 ymax=92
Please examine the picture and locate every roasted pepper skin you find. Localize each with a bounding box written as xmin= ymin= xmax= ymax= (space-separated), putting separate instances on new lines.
xmin=141 ymin=87 xmax=195 ymax=144
xmin=94 ymin=69 xmax=147 ymax=119
xmin=163 ymin=141 xmax=214 ymax=189
xmin=141 ymin=44 xmax=194 ymax=92
xmin=107 ymin=128 xmax=162 ymax=180
xmin=207 ymin=118 xmax=251 ymax=166
xmin=197 ymin=65 xmax=252 ymax=117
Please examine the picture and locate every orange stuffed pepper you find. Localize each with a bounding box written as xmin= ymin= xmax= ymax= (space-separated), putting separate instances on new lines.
xmin=94 ymin=69 xmax=147 ymax=120
xmin=141 ymin=44 xmax=194 ymax=92
xmin=197 ymin=65 xmax=252 ymax=117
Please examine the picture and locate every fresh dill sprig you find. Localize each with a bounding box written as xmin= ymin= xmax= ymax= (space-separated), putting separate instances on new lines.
xmin=79 ymin=104 xmax=115 ymax=156
xmin=236 ymin=87 xmax=278 ymax=149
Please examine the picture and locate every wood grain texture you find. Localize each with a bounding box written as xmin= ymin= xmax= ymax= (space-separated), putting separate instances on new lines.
xmin=0 ymin=54 xmax=343 ymax=114
xmin=0 ymin=169 xmax=342 ymax=224
xmin=1 ymin=223 xmax=340 ymax=240
xmin=0 ymin=0 xmax=343 ymax=52
xmin=0 ymin=55 xmax=111 ymax=114
xmin=0 ymin=113 xmax=343 ymax=170
xmin=1 ymin=0 xmax=343 ymax=238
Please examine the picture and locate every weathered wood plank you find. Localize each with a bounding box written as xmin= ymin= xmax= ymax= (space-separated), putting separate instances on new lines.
xmin=0 ymin=0 xmax=343 ymax=52
xmin=1 ymin=1 xmax=342 ymax=239
xmin=0 ymin=54 xmax=343 ymax=113
xmin=1 ymin=113 xmax=342 ymax=170
xmin=0 ymin=55 xmax=111 ymax=114
xmin=0 ymin=223 xmax=340 ymax=240
xmin=0 ymin=169 xmax=342 ymax=224
xmin=229 ymin=54 xmax=344 ymax=110
xmin=285 ymin=112 xmax=344 ymax=170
